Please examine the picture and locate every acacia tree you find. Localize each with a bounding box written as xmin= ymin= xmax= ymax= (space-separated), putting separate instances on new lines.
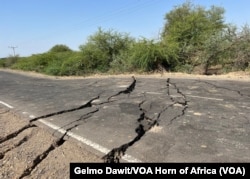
xmin=161 ymin=2 xmax=226 ymax=73
xmin=232 ymin=24 xmax=250 ymax=71
xmin=79 ymin=28 xmax=134 ymax=72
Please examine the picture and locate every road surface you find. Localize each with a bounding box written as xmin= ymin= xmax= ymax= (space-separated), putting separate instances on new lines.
xmin=0 ymin=69 xmax=250 ymax=165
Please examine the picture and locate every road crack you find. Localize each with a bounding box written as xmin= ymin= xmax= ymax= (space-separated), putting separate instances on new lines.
xmin=49 ymin=76 xmax=137 ymax=140
xmin=0 ymin=96 xmax=99 ymax=146
xmin=29 ymin=96 xmax=100 ymax=123
xmin=102 ymin=99 xmax=158 ymax=163
xmin=0 ymin=124 xmax=36 ymax=144
xmin=102 ymin=78 xmax=189 ymax=163
xmin=52 ymin=108 xmax=99 ymax=136
xmin=108 ymin=76 xmax=136 ymax=101
xmin=0 ymin=132 xmax=34 ymax=160
xmin=0 ymin=96 xmax=102 ymax=178
xmin=19 ymin=138 xmax=65 ymax=178
xmin=18 ymin=125 xmax=78 ymax=179
xmin=165 ymin=78 xmax=188 ymax=125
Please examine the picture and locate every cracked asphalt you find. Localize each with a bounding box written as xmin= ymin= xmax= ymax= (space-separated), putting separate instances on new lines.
xmin=0 ymin=69 xmax=250 ymax=171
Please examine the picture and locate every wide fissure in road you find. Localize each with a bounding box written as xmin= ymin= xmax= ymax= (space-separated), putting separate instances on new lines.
xmin=0 ymin=70 xmax=250 ymax=168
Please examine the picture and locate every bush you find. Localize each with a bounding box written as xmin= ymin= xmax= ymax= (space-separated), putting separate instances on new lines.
xmin=79 ymin=28 xmax=135 ymax=73
xmin=12 ymin=53 xmax=58 ymax=73
xmin=44 ymin=61 xmax=62 ymax=76
xmin=2 ymin=56 xmax=19 ymax=68
xmin=49 ymin=44 xmax=72 ymax=53
xmin=12 ymin=56 xmax=36 ymax=71
xmin=111 ymin=39 xmax=169 ymax=73
xmin=60 ymin=52 xmax=85 ymax=75
xmin=0 ymin=59 xmax=5 ymax=67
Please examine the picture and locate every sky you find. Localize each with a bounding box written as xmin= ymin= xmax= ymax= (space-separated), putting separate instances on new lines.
xmin=1 ymin=0 xmax=250 ymax=58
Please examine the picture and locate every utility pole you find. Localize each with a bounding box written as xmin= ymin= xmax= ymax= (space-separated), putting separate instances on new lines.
xmin=8 ymin=46 xmax=18 ymax=56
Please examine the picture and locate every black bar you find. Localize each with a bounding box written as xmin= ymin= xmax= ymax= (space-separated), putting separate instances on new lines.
xmin=70 ymin=163 xmax=250 ymax=178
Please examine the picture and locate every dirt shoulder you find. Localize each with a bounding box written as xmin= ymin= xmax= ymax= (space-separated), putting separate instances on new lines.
xmin=1 ymin=68 xmax=250 ymax=81
xmin=0 ymin=106 xmax=102 ymax=179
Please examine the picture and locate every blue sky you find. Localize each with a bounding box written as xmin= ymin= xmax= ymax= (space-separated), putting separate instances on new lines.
xmin=1 ymin=0 xmax=250 ymax=58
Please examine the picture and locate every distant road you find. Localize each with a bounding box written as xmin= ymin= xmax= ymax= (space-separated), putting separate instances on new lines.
xmin=0 ymin=70 xmax=250 ymax=162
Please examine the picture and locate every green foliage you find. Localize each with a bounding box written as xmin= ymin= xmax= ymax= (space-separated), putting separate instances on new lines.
xmin=0 ymin=55 xmax=19 ymax=68
xmin=0 ymin=60 xmax=5 ymax=67
xmin=195 ymin=27 xmax=234 ymax=74
xmin=133 ymin=40 xmax=165 ymax=71
xmin=129 ymin=39 xmax=159 ymax=71
xmin=162 ymin=1 xmax=226 ymax=71
xmin=7 ymin=2 xmax=250 ymax=76
xmin=231 ymin=24 xmax=250 ymax=71
xmin=111 ymin=39 xmax=170 ymax=73
xmin=79 ymin=28 xmax=135 ymax=72
xmin=11 ymin=57 xmax=35 ymax=71
xmin=12 ymin=53 xmax=58 ymax=73
xmin=198 ymin=24 xmax=250 ymax=73
xmin=60 ymin=52 xmax=85 ymax=75
xmin=12 ymin=49 xmax=82 ymax=76
xmin=49 ymin=44 xmax=72 ymax=53
xmin=32 ymin=53 xmax=58 ymax=72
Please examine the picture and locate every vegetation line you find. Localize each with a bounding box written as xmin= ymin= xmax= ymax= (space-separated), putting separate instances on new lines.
xmin=1 ymin=2 xmax=249 ymax=76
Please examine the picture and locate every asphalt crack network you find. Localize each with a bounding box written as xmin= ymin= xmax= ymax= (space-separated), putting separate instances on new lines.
xmin=102 ymin=100 xmax=158 ymax=163
xmin=52 ymin=108 xmax=99 ymax=135
xmin=1 ymin=76 xmax=188 ymax=169
xmin=1 ymin=76 xmax=138 ymax=177
xmin=102 ymin=78 xmax=189 ymax=163
xmin=48 ymin=76 xmax=137 ymax=145
xmin=166 ymin=78 xmax=188 ymax=106
xmin=166 ymin=78 xmax=188 ymax=125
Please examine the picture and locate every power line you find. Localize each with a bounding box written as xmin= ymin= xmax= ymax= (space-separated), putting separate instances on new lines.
xmin=8 ymin=46 xmax=18 ymax=56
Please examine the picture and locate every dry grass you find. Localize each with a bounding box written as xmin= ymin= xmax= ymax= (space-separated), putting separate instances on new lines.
xmin=1 ymin=68 xmax=249 ymax=81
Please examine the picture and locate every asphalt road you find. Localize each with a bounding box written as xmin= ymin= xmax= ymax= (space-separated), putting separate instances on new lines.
xmin=0 ymin=70 xmax=250 ymax=163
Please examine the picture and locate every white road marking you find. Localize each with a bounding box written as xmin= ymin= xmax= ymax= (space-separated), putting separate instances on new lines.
xmin=146 ymin=92 xmax=163 ymax=95
xmin=38 ymin=119 xmax=142 ymax=163
xmin=118 ymin=85 xmax=128 ymax=88
xmin=186 ymin=95 xmax=223 ymax=101
xmin=0 ymin=100 xmax=141 ymax=163
xmin=0 ymin=101 xmax=13 ymax=108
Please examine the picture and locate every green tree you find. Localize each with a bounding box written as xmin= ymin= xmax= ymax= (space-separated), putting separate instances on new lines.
xmin=232 ymin=24 xmax=250 ymax=71
xmin=79 ymin=28 xmax=134 ymax=72
xmin=161 ymin=1 xmax=226 ymax=72
xmin=49 ymin=44 xmax=72 ymax=53
xmin=199 ymin=24 xmax=250 ymax=73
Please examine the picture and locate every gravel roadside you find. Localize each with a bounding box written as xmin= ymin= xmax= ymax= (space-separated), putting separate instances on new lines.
xmin=0 ymin=106 xmax=102 ymax=179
